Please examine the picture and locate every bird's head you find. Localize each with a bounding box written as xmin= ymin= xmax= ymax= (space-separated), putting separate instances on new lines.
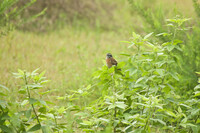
xmin=106 ymin=53 xmax=113 ymax=58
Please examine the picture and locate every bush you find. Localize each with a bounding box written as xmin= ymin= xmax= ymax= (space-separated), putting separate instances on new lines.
xmin=0 ymin=0 xmax=43 ymax=36
xmin=16 ymin=0 xmax=118 ymax=31
xmin=128 ymin=0 xmax=200 ymax=93
xmin=63 ymin=17 xmax=200 ymax=132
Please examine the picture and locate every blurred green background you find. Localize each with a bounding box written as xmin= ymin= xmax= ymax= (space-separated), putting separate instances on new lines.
xmin=0 ymin=0 xmax=197 ymax=96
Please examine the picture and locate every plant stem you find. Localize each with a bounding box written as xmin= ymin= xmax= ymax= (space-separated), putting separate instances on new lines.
xmin=54 ymin=114 xmax=59 ymax=133
xmin=112 ymin=74 xmax=116 ymax=133
xmin=24 ymin=72 xmax=41 ymax=126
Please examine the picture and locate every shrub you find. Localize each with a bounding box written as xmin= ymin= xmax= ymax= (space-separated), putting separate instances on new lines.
xmin=0 ymin=0 xmax=37 ymax=36
xmin=16 ymin=0 xmax=118 ymax=31
xmin=64 ymin=17 xmax=200 ymax=132
xmin=128 ymin=0 xmax=200 ymax=93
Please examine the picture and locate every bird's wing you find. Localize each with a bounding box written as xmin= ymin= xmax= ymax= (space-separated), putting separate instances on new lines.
xmin=111 ymin=58 xmax=118 ymax=66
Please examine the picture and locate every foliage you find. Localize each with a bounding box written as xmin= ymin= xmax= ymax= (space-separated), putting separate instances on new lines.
xmin=0 ymin=0 xmax=46 ymax=36
xmin=0 ymin=0 xmax=34 ymax=36
xmin=15 ymin=0 xmax=124 ymax=31
xmin=128 ymin=0 xmax=200 ymax=93
xmin=63 ymin=17 xmax=200 ymax=132
xmin=0 ymin=69 xmax=70 ymax=133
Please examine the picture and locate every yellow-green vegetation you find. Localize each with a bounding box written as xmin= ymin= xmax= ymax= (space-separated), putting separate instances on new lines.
xmin=1 ymin=0 xmax=200 ymax=132
xmin=0 ymin=26 xmax=129 ymax=94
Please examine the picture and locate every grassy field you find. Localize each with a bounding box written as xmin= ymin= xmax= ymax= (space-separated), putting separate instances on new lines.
xmin=0 ymin=26 xmax=131 ymax=96
xmin=0 ymin=0 xmax=196 ymax=102
xmin=1 ymin=0 xmax=199 ymax=132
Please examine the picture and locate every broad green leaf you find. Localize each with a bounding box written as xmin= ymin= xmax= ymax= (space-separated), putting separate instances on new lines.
xmin=80 ymin=120 xmax=93 ymax=126
xmin=25 ymin=109 xmax=32 ymax=119
xmin=150 ymin=118 xmax=166 ymax=126
xmin=178 ymin=106 xmax=182 ymax=113
xmin=179 ymin=104 xmax=191 ymax=108
xmin=28 ymin=84 xmax=43 ymax=89
xmin=173 ymin=39 xmax=183 ymax=45
xmin=166 ymin=45 xmax=175 ymax=52
xmin=0 ymin=125 xmax=13 ymax=133
xmin=136 ymin=77 xmax=145 ymax=84
xmin=117 ymin=62 xmax=126 ymax=68
xmin=169 ymin=72 xmax=179 ymax=81
xmin=99 ymin=118 xmax=109 ymax=123
xmin=28 ymin=124 xmax=41 ymax=132
xmin=194 ymin=91 xmax=200 ymax=97
xmin=18 ymin=88 xmax=26 ymax=94
xmin=38 ymin=107 xmax=47 ymax=114
xmin=28 ymin=98 xmax=38 ymax=104
xmin=0 ymin=100 xmax=7 ymax=109
xmin=194 ymin=84 xmax=200 ymax=90
xmin=144 ymin=32 xmax=153 ymax=40
xmin=58 ymin=106 xmax=66 ymax=114
xmin=31 ymin=68 xmax=40 ymax=75
xmin=41 ymin=126 xmax=51 ymax=133
xmin=165 ymin=110 xmax=176 ymax=118
xmin=21 ymin=100 xmax=29 ymax=106
xmin=156 ymin=69 xmax=165 ymax=76
xmin=0 ymin=92 xmax=6 ymax=96
xmin=39 ymin=100 xmax=47 ymax=106
xmin=115 ymin=102 xmax=127 ymax=110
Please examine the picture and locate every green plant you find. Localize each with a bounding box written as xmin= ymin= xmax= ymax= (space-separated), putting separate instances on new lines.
xmin=0 ymin=69 xmax=70 ymax=133
xmin=128 ymin=0 xmax=200 ymax=92
xmin=65 ymin=17 xmax=200 ymax=133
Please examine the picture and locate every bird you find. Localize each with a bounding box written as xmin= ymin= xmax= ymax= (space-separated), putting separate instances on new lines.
xmin=106 ymin=53 xmax=118 ymax=68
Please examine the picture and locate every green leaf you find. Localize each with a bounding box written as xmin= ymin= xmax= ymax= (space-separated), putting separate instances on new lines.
xmin=150 ymin=118 xmax=166 ymax=126
xmin=21 ymin=100 xmax=29 ymax=106
xmin=170 ymin=72 xmax=179 ymax=81
xmin=41 ymin=126 xmax=51 ymax=133
xmin=99 ymin=118 xmax=110 ymax=123
xmin=194 ymin=91 xmax=200 ymax=97
xmin=82 ymin=129 xmax=94 ymax=132
xmin=156 ymin=69 xmax=165 ymax=76
xmin=31 ymin=68 xmax=40 ymax=75
xmin=136 ymin=77 xmax=145 ymax=84
xmin=28 ymin=84 xmax=43 ymax=89
xmin=178 ymin=106 xmax=182 ymax=113
xmin=0 ymin=100 xmax=8 ymax=109
xmin=80 ymin=120 xmax=93 ymax=126
xmin=28 ymin=98 xmax=38 ymax=104
xmin=39 ymin=100 xmax=47 ymax=106
xmin=0 ymin=84 xmax=10 ymax=91
xmin=144 ymin=32 xmax=153 ymax=40
xmin=0 ymin=92 xmax=7 ymax=96
xmin=166 ymin=45 xmax=175 ymax=52
xmin=38 ymin=107 xmax=47 ymax=114
xmin=165 ymin=110 xmax=176 ymax=118
xmin=117 ymin=62 xmax=126 ymax=68
xmin=0 ymin=125 xmax=13 ymax=133
xmin=194 ymin=84 xmax=200 ymax=90
xmin=115 ymin=102 xmax=127 ymax=109
xmin=179 ymin=104 xmax=191 ymax=109
xmin=28 ymin=124 xmax=41 ymax=132
xmin=25 ymin=109 xmax=32 ymax=119
xmin=120 ymin=53 xmax=131 ymax=56
xmin=18 ymin=88 xmax=26 ymax=94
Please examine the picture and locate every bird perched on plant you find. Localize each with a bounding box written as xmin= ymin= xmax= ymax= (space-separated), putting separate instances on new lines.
xmin=106 ymin=53 xmax=124 ymax=76
xmin=106 ymin=53 xmax=118 ymax=68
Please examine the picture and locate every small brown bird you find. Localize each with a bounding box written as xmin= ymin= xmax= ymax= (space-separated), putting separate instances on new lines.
xmin=106 ymin=53 xmax=118 ymax=68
